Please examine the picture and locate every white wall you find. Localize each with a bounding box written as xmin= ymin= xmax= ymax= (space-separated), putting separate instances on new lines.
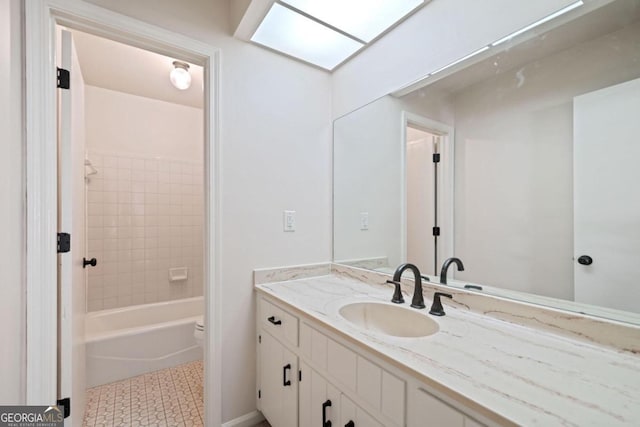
xmin=332 ymin=0 xmax=576 ymax=118
xmin=0 ymin=0 xmax=25 ymax=404
xmin=85 ymin=86 xmax=204 ymax=160
xmin=83 ymin=0 xmax=333 ymax=422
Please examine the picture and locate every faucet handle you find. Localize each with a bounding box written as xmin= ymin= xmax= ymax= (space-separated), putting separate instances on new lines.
xmin=386 ymin=280 xmax=405 ymax=304
xmin=429 ymin=292 xmax=453 ymax=316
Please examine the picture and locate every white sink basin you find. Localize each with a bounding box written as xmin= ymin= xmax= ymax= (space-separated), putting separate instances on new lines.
xmin=339 ymin=302 xmax=439 ymax=338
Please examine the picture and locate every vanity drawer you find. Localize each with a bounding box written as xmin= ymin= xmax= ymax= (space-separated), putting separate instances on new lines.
xmin=259 ymin=297 xmax=298 ymax=348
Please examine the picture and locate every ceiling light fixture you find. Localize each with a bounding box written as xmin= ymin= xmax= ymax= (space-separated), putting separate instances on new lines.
xmin=170 ymin=61 xmax=192 ymax=90
xmin=491 ymin=0 xmax=584 ymax=47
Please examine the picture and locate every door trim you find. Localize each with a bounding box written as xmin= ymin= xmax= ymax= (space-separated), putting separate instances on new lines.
xmin=24 ymin=1 xmax=222 ymax=425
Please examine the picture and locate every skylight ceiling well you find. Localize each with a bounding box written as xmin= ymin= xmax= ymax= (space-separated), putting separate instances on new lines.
xmin=251 ymin=0 xmax=425 ymax=70
xmin=252 ymin=3 xmax=364 ymax=70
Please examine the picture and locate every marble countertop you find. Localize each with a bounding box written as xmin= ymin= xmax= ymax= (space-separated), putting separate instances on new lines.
xmin=255 ymin=273 xmax=640 ymax=427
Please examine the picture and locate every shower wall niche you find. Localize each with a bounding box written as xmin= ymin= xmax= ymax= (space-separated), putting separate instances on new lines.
xmin=85 ymin=85 xmax=204 ymax=311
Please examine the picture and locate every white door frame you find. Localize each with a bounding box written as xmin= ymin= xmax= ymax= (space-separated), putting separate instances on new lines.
xmin=25 ymin=1 xmax=222 ymax=425
xmin=400 ymin=112 xmax=455 ymax=271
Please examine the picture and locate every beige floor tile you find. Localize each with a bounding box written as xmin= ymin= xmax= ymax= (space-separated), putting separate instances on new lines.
xmin=83 ymin=360 xmax=204 ymax=427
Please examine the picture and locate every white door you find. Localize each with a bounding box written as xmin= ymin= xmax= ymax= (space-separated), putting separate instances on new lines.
xmin=574 ymin=77 xmax=640 ymax=313
xmin=57 ymin=29 xmax=87 ymax=425
xmin=406 ymin=129 xmax=438 ymax=275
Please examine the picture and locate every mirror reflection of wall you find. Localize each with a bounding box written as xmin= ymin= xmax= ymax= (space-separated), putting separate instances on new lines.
xmin=334 ymin=97 xmax=405 ymax=271
xmin=333 ymin=0 xmax=640 ymax=321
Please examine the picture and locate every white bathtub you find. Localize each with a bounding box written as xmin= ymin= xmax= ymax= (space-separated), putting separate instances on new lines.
xmin=85 ymin=297 xmax=203 ymax=388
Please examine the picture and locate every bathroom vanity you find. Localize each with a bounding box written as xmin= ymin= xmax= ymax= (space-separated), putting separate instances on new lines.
xmin=255 ymin=265 xmax=640 ymax=427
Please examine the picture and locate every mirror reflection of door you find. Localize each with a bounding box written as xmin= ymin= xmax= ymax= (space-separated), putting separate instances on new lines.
xmin=574 ymin=77 xmax=640 ymax=313
xmin=406 ymin=126 xmax=439 ymax=276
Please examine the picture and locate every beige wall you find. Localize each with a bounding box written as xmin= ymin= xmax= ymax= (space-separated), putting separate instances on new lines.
xmin=0 ymin=0 xmax=25 ymax=404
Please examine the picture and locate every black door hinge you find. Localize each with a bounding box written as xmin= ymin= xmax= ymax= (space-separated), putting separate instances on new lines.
xmin=298 ymin=370 xmax=302 ymax=382
xmin=258 ymin=389 xmax=261 ymax=399
xmin=57 ymin=397 xmax=70 ymax=418
xmin=57 ymin=68 xmax=70 ymax=89
xmin=433 ymin=153 xmax=441 ymax=163
xmin=432 ymin=227 xmax=440 ymax=237
xmin=258 ymin=335 xmax=261 ymax=344
xmin=57 ymin=233 xmax=71 ymax=253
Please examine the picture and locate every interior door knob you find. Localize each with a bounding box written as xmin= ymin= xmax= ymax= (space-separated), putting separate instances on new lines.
xmin=83 ymin=257 xmax=97 ymax=268
xmin=577 ymin=255 xmax=593 ymax=265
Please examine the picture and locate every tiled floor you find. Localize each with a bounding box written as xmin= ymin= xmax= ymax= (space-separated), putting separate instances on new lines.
xmin=83 ymin=360 xmax=204 ymax=427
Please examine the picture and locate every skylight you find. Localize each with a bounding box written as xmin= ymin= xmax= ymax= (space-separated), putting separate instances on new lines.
xmin=281 ymin=0 xmax=424 ymax=43
xmin=251 ymin=1 xmax=425 ymax=71
xmin=251 ymin=3 xmax=364 ymax=70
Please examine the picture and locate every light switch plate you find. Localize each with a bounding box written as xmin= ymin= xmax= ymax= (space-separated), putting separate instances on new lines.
xmin=283 ymin=210 xmax=296 ymax=232
xmin=360 ymin=212 xmax=369 ymax=230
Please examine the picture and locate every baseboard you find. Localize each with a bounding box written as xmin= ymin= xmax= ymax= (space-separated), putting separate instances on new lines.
xmin=221 ymin=410 xmax=265 ymax=427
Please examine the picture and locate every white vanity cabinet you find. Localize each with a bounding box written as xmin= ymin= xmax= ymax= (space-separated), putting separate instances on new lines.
xmin=257 ymin=294 xmax=488 ymax=427
xmin=259 ymin=330 xmax=298 ymax=427
xmin=341 ymin=394 xmax=384 ymax=427
xmin=407 ymin=385 xmax=484 ymax=427
xmin=258 ymin=298 xmax=299 ymax=427
xmin=299 ymin=361 xmax=382 ymax=427
xmin=298 ymin=361 xmax=341 ymax=426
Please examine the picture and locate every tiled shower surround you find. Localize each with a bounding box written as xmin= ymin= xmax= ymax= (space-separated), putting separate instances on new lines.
xmin=86 ymin=151 xmax=204 ymax=311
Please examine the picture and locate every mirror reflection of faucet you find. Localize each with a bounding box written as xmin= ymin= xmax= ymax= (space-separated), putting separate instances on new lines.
xmin=440 ymin=257 xmax=464 ymax=285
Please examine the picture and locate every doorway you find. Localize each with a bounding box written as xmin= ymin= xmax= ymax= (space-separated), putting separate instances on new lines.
xmin=25 ymin=2 xmax=221 ymax=425
xmin=56 ymin=26 xmax=207 ymax=425
xmin=402 ymin=113 xmax=455 ymax=278
xmin=406 ymin=126 xmax=440 ymax=275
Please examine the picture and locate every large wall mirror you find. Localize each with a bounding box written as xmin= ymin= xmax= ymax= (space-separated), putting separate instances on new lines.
xmin=333 ymin=0 xmax=640 ymax=324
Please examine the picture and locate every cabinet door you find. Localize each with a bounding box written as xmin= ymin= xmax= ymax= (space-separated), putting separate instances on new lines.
xmin=408 ymin=387 xmax=465 ymax=427
xmin=341 ymin=395 xmax=383 ymax=427
xmin=260 ymin=331 xmax=297 ymax=427
xmin=299 ymin=362 xmax=340 ymax=427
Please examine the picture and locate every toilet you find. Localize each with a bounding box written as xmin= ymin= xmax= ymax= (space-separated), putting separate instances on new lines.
xmin=194 ymin=316 xmax=204 ymax=348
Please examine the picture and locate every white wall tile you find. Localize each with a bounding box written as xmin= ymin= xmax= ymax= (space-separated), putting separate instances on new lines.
xmin=88 ymin=177 xmax=103 ymax=191
xmin=103 ymin=192 xmax=118 ymax=204
xmin=118 ymin=168 xmax=131 ymax=181
xmin=103 ymin=180 xmax=118 ymax=192
xmin=103 ymin=204 xmax=118 ymax=216
xmin=87 ymin=151 xmax=204 ymax=311
xmin=145 ymin=159 xmax=158 ymax=171
xmin=103 ymin=156 xmax=119 ymax=168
